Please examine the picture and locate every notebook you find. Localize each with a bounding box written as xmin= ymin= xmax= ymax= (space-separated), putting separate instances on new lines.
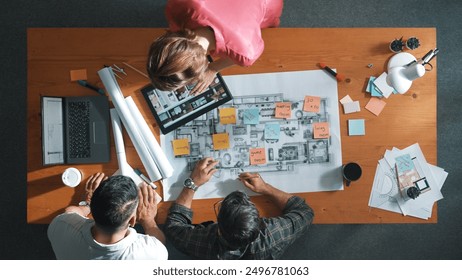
xmin=41 ymin=95 xmax=110 ymax=165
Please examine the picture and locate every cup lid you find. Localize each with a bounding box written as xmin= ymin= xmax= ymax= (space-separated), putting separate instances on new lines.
xmin=62 ymin=167 xmax=82 ymax=187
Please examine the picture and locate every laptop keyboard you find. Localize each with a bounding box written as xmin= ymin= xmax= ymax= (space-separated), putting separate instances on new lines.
xmin=67 ymin=101 xmax=91 ymax=159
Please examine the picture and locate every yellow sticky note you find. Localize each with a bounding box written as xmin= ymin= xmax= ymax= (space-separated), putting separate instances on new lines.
xmin=250 ymin=148 xmax=266 ymax=165
xmin=212 ymin=133 xmax=230 ymax=150
xmin=303 ymin=96 xmax=321 ymax=113
xmin=313 ymin=122 xmax=330 ymax=138
xmin=70 ymin=69 xmax=88 ymax=81
xmin=172 ymin=138 xmax=190 ymax=156
xmin=275 ymin=102 xmax=292 ymax=119
xmin=219 ymin=108 xmax=236 ymax=124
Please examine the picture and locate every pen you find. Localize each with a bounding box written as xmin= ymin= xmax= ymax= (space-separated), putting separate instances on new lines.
xmin=77 ymin=80 xmax=106 ymax=95
xmin=317 ymin=63 xmax=345 ymax=82
xmin=134 ymin=168 xmax=157 ymax=189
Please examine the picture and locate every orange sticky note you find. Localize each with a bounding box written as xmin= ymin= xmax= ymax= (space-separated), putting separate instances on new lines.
xmin=219 ymin=108 xmax=236 ymax=124
xmin=313 ymin=122 xmax=330 ymax=138
xmin=365 ymin=97 xmax=387 ymax=116
xmin=303 ymin=96 xmax=321 ymax=113
xmin=212 ymin=133 xmax=230 ymax=150
xmin=70 ymin=69 xmax=88 ymax=81
xmin=250 ymin=148 xmax=266 ymax=165
xmin=275 ymin=102 xmax=292 ymax=119
xmin=172 ymin=138 xmax=190 ymax=156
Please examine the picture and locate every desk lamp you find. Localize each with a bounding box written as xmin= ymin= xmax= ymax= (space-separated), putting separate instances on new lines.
xmin=386 ymin=48 xmax=439 ymax=94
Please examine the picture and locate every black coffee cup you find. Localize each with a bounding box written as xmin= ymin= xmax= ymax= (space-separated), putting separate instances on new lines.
xmin=342 ymin=162 xmax=362 ymax=186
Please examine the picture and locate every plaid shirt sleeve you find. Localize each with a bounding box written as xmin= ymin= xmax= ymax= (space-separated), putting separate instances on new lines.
xmin=256 ymin=196 xmax=314 ymax=259
xmin=164 ymin=203 xmax=218 ymax=259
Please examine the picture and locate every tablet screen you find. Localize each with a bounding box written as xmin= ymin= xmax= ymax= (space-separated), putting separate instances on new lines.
xmin=140 ymin=73 xmax=233 ymax=134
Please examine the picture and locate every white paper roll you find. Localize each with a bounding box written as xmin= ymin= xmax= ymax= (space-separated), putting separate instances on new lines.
xmin=98 ymin=68 xmax=162 ymax=181
xmin=125 ymin=96 xmax=174 ymax=179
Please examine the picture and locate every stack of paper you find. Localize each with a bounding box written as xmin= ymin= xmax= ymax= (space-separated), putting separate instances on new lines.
xmin=366 ymin=74 xmax=398 ymax=98
xmin=368 ymin=143 xmax=447 ymax=219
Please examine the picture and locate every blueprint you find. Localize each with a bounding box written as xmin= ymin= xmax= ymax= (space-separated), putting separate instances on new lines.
xmin=161 ymin=70 xmax=343 ymax=201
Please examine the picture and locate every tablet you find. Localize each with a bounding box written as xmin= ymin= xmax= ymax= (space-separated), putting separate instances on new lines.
xmin=140 ymin=73 xmax=233 ymax=134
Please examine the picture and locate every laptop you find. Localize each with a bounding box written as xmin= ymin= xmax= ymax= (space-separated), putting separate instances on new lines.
xmin=41 ymin=95 xmax=110 ymax=165
xmin=140 ymin=72 xmax=233 ymax=134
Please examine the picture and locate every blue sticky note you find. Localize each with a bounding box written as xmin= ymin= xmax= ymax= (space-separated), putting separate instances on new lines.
xmin=348 ymin=119 xmax=365 ymax=136
xmin=264 ymin=123 xmax=280 ymax=140
xmin=368 ymin=77 xmax=383 ymax=97
xmin=395 ymin=154 xmax=415 ymax=173
xmin=243 ymin=108 xmax=260 ymax=125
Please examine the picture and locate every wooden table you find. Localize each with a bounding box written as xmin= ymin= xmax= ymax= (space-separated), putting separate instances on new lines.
xmin=27 ymin=28 xmax=437 ymax=224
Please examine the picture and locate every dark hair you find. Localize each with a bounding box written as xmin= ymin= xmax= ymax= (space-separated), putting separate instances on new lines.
xmin=217 ymin=191 xmax=261 ymax=249
xmin=146 ymin=29 xmax=208 ymax=91
xmin=90 ymin=176 xmax=139 ymax=234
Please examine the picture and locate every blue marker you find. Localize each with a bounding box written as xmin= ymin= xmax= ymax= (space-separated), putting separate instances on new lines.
xmin=77 ymin=80 xmax=106 ymax=95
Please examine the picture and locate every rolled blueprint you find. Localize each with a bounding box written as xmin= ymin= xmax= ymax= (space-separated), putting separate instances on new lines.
xmin=110 ymin=108 xmax=130 ymax=175
xmin=125 ymin=96 xmax=173 ymax=179
xmin=98 ymin=68 xmax=162 ymax=181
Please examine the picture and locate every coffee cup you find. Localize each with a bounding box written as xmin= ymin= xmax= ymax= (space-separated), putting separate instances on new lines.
xmin=62 ymin=167 xmax=82 ymax=187
xmin=342 ymin=162 xmax=362 ymax=186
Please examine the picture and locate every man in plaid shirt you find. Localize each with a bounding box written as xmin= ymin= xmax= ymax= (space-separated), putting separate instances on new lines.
xmin=165 ymin=157 xmax=314 ymax=259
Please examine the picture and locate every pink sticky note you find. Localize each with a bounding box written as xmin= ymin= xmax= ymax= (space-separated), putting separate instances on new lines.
xmin=313 ymin=122 xmax=330 ymax=138
xmin=249 ymin=148 xmax=266 ymax=165
xmin=303 ymin=96 xmax=321 ymax=113
xmin=275 ymin=102 xmax=292 ymax=119
xmin=365 ymin=98 xmax=387 ymax=116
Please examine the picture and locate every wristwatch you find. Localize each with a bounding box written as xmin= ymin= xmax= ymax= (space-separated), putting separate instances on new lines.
xmin=183 ymin=178 xmax=198 ymax=192
xmin=78 ymin=201 xmax=90 ymax=207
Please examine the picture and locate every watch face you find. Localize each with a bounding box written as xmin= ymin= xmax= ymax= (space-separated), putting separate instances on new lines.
xmin=184 ymin=178 xmax=192 ymax=187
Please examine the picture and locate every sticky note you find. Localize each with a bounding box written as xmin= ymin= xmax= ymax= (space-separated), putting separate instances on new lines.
xmin=172 ymin=138 xmax=190 ymax=156
xmin=249 ymin=148 xmax=266 ymax=165
xmin=243 ymin=108 xmax=260 ymax=125
xmin=264 ymin=123 xmax=280 ymax=140
xmin=348 ymin=119 xmax=365 ymax=136
xmin=365 ymin=97 xmax=386 ymax=116
xmin=313 ymin=122 xmax=330 ymax=138
xmin=275 ymin=102 xmax=292 ymax=119
xmin=212 ymin=133 xmax=230 ymax=150
xmin=303 ymin=95 xmax=321 ymax=113
xmin=70 ymin=69 xmax=87 ymax=81
xmin=367 ymin=77 xmax=384 ymax=97
xmin=373 ymin=72 xmax=394 ymax=98
xmin=339 ymin=95 xmax=353 ymax=105
xmin=343 ymin=101 xmax=361 ymax=114
xmin=219 ymin=108 xmax=236 ymax=124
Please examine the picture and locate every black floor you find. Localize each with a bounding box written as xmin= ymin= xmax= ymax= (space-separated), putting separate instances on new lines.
xmin=1 ymin=0 xmax=461 ymax=259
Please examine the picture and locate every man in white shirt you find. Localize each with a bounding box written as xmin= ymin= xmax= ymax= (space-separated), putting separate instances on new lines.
xmin=47 ymin=173 xmax=168 ymax=260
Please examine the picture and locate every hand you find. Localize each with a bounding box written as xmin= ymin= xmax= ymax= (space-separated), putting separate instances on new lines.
xmin=85 ymin=173 xmax=107 ymax=204
xmin=136 ymin=183 xmax=158 ymax=226
xmin=238 ymin=172 xmax=270 ymax=194
xmin=190 ymin=157 xmax=219 ymax=187
xmin=191 ymin=67 xmax=217 ymax=95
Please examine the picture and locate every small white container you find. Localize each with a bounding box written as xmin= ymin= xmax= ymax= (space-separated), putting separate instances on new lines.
xmin=62 ymin=167 xmax=82 ymax=187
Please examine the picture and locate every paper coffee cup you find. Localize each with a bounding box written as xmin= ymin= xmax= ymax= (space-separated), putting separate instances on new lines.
xmin=62 ymin=167 xmax=82 ymax=187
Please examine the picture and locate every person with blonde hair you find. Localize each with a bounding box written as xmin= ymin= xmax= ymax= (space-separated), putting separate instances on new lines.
xmin=147 ymin=0 xmax=284 ymax=94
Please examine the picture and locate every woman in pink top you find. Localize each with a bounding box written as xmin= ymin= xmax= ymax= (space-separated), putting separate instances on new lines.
xmin=147 ymin=0 xmax=283 ymax=93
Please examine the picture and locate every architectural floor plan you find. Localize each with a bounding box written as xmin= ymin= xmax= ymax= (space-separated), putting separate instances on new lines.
xmin=161 ymin=70 xmax=343 ymax=201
